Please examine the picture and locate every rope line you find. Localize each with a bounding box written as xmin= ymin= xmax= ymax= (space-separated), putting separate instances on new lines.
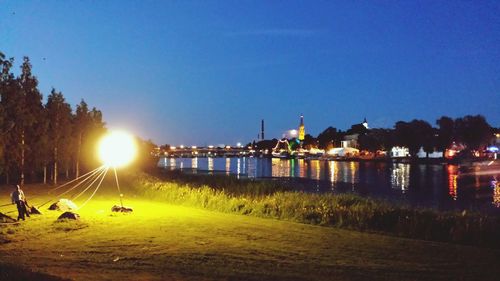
xmin=71 ymin=167 xmax=108 ymax=201
xmin=47 ymin=165 xmax=105 ymax=194
xmin=77 ymin=167 xmax=109 ymax=210
xmin=37 ymin=166 xmax=106 ymax=208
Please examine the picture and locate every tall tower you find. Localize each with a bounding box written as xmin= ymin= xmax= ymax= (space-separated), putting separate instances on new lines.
xmin=362 ymin=117 xmax=369 ymax=129
xmin=261 ymin=119 xmax=265 ymax=140
xmin=298 ymin=114 xmax=305 ymax=141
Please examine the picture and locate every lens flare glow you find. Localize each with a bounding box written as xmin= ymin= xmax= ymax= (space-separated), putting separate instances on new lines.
xmin=98 ymin=130 xmax=137 ymax=168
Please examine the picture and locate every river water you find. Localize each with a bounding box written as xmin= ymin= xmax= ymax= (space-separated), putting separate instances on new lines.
xmin=158 ymin=157 xmax=500 ymax=212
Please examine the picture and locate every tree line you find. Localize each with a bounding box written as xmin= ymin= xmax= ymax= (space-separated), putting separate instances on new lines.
xmin=0 ymin=52 xmax=106 ymax=185
xmin=253 ymin=116 xmax=498 ymax=157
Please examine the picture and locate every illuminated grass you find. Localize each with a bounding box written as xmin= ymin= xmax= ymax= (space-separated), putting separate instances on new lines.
xmin=133 ymin=172 xmax=500 ymax=248
xmin=1 ymin=182 xmax=500 ymax=280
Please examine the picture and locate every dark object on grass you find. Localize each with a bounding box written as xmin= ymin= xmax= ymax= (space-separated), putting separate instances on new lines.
xmin=49 ymin=199 xmax=77 ymax=212
xmin=0 ymin=212 xmax=16 ymax=223
xmin=24 ymin=200 xmax=41 ymax=215
xmin=57 ymin=212 xmax=80 ymax=221
xmin=29 ymin=206 xmax=42 ymax=215
xmin=111 ymin=205 xmax=133 ymax=213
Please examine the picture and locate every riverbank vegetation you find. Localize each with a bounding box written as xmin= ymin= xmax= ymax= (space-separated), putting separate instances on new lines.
xmin=2 ymin=183 xmax=500 ymax=280
xmin=131 ymin=170 xmax=500 ymax=248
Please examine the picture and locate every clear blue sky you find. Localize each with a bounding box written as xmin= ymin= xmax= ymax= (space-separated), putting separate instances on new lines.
xmin=1 ymin=1 xmax=499 ymax=146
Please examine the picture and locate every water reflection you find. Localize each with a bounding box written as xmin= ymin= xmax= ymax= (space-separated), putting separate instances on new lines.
xmin=225 ymin=158 xmax=230 ymax=175
xmin=237 ymin=158 xmax=241 ymax=179
xmin=493 ymin=177 xmax=500 ymax=208
xmin=310 ymin=160 xmax=321 ymax=180
xmin=208 ymin=157 xmax=214 ymax=172
xmin=448 ymin=165 xmax=458 ymax=200
xmin=159 ymin=157 xmax=500 ymax=211
xmin=299 ymin=159 xmax=306 ymax=178
xmin=329 ymin=161 xmax=337 ymax=186
xmin=391 ymin=163 xmax=409 ymax=193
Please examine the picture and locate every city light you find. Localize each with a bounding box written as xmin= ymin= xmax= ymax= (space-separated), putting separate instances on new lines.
xmin=98 ymin=130 xmax=137 ymax=168
xmin=487 ymin=146 xmax=499 ymax=153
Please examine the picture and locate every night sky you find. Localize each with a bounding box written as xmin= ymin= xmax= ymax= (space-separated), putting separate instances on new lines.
xmin=1 ymin=1 xmax=499 ymax=146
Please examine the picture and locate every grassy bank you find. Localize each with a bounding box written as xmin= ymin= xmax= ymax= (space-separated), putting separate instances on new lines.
xmin=1 ymin=183 xmax=500 ymax=280
xmin=132 ymin=170 xmax=500 ymax=248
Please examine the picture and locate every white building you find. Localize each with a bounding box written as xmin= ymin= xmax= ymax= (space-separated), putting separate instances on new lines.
xmin=391 ymin=146 xmax=410 ymax=158
xmin=416 ymin=147 xmax=443 ymax=158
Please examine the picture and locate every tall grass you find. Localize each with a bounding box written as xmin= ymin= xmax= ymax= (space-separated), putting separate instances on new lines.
xmin=130 ymin=171 xmax=500 ymax=248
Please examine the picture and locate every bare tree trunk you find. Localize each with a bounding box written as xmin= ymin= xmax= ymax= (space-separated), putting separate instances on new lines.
xmin=43 ymin=165 xmax=47 ymax=184
xmin=20 ymin=131 xmax=25 ymax=185
xmin=76 ymin=133 xmax=82 ymax=179
xmin=53 ymin=147 xmax=58 ymax=185
xmin=6 ymin=172 xmax=9 ymax=185
xmin=66 ymin=167 xmax=69 ymax=179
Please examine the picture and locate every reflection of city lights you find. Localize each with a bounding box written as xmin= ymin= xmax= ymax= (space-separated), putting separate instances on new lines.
xmin=271 ymin=158 xmax=291 ymax=177
xmin=225 ymin=158 xmax=231 ymax=175
xmin=208 ymin=157 xmax=214 ymax=171
xmin=349 ymin=161 xmax=358 ymax=190
xmin=493 ymin=183 xmax=500 ymax=208
xmin=447 ymin=165 xmax=458 ymax=200
xmin=312 ymin=160 xmax=320 ymax=180
xmin=329 ymin=161 xmax=337 ymax=185
xmin=299 ymin=159 xmax=306 ymax=178
xmin=391 ymin=163 xmax=409 ymax=192
xmin=237 ymin=158 xmax=241 ymax=179
xmin=191 ymin=157 xmax=198 ymax=169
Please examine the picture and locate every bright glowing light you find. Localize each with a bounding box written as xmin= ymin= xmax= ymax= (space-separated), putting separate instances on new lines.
xmin=487 ymin=146 xmax=499 ymax=152
xmin=98 ymin=130 xmax=137 ymax=168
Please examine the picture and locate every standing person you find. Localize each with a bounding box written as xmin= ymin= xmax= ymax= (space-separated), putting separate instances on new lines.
xmin=11 ymin=185 xmax=30 ymax=221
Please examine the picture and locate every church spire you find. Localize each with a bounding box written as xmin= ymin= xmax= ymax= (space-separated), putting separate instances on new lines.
xmin=298 ymin=114 xmax=305 ymax=141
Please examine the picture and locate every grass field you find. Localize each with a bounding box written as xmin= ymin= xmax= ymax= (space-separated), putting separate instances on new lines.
xmin=1 ymin=182 xmax=500 ymax=281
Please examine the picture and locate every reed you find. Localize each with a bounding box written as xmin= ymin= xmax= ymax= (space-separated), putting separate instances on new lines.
xmin=130 ymin=171 xmax=500 ymax=248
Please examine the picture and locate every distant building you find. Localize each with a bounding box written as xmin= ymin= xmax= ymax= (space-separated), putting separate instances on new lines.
xmin=342 ymin=118 xmax=370 ymax=148
xmin=391 ymin=146 xmax=410 ymax=158
xmin=416 ymin=147 xmax=443 ymax=158
xmin=362 ymin=117 xmax=369 ymax=129
xmin=298 ymin=114 xmax=305 ymax=141
xmin=261 ymin=119 xmax=265 ymax=140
